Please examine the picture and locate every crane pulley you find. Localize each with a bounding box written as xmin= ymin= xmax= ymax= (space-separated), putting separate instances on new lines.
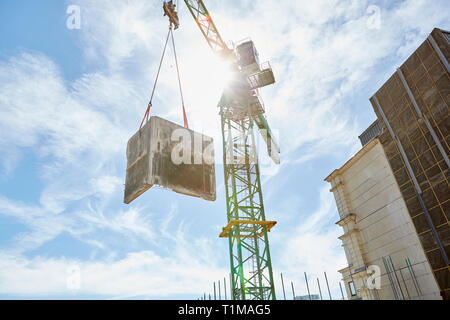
xmin=163 ymin=0 xmax=180 ymax=30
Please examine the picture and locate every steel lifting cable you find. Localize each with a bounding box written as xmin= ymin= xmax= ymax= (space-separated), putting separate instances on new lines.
xmin=140 ymin=27 xmax=171 ymax=130
xmin=170 ymin=27 xmax=189 ymax=129
xmin=140 ymin=23 xmax=189 ymax=130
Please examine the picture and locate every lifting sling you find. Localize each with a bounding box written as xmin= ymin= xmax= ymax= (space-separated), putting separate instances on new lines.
xmin=140 ymin=24 xmax=189 ymax=130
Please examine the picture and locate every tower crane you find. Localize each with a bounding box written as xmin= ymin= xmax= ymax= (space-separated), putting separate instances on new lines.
xmin=164 ymin=0 xmax=280 ymax=300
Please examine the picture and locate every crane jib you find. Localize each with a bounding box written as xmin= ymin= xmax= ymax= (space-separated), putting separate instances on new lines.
xmin=184 ymin=0 xmax=228 ymax=52
xmin=183 ymin=0 xmax=279 ymax=164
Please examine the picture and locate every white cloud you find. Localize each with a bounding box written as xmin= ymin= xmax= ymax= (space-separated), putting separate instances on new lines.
xmin=89 ymin=175 xmax=122 ymax=196
xmin=0 ymin=250 xmax=227 ymax=298
xmin=274 ymin=186 xmax=347 ymax=298
xmin=0 ymin=196 xmax=72 ymax=253
xmin=0 ymin=0 xmax=448 ymax=298
xmin=0 ymin=194 xmax=227 ymax=298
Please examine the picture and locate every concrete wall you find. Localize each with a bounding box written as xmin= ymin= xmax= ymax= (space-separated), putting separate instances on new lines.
xmin=326 ymin=139 xmax=441 ymax=300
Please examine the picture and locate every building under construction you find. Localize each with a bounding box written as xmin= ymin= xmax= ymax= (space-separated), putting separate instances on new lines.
xmin=326 ymin=28 xmax=449 ymax=300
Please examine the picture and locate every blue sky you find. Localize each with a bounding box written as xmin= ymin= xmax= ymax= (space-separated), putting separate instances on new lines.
xmin=0 ymin=0 xmax=448 ymax=299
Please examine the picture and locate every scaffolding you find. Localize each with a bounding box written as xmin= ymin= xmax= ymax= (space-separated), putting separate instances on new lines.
xmin=383 ymin=255 xmax=424 ymax=300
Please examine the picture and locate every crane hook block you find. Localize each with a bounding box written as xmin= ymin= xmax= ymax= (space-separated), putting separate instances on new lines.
xmin=163 ymin=1 xmax=179 ymax=30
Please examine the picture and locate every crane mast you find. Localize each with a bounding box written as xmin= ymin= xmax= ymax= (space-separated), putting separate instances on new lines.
xmin=183 ymin=0 xmax=278 ymax=300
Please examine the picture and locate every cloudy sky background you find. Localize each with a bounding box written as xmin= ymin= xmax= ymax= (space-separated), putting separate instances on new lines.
xmin=0 ymin=0 xmax=449 ymax=299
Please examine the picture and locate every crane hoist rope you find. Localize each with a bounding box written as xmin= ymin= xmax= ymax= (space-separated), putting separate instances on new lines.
xmin=139 ymin=23 xmax=188 ymax=130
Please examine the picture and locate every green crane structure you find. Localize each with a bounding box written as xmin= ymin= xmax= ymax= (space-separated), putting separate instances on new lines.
xmin=167 ymin=0 xmax=280 ymax=300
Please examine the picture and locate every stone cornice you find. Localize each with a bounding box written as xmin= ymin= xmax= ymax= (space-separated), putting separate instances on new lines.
xmin=335 ymin=213 xmax=357 ymax=226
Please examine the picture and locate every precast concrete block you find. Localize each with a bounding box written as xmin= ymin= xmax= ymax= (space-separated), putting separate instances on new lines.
xmin=124 ymin=116 xmax=216 ymax=204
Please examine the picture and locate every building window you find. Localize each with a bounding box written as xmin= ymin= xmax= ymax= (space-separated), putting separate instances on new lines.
xmin=348 ymin=281 xmax=357 ymax=296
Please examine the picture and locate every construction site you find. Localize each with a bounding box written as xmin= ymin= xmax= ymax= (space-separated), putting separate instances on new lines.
xmin=125 ymin=0 xmax=280 ymax=300
xmin=0 ymin=0 xmax=449 ymax=306
xmin=123 ymin=2 xmax=449 ymax=300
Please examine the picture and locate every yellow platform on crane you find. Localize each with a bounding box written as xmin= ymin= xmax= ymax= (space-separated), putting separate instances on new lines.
xmin=219 ymin=220 xmax=277 ymax=238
